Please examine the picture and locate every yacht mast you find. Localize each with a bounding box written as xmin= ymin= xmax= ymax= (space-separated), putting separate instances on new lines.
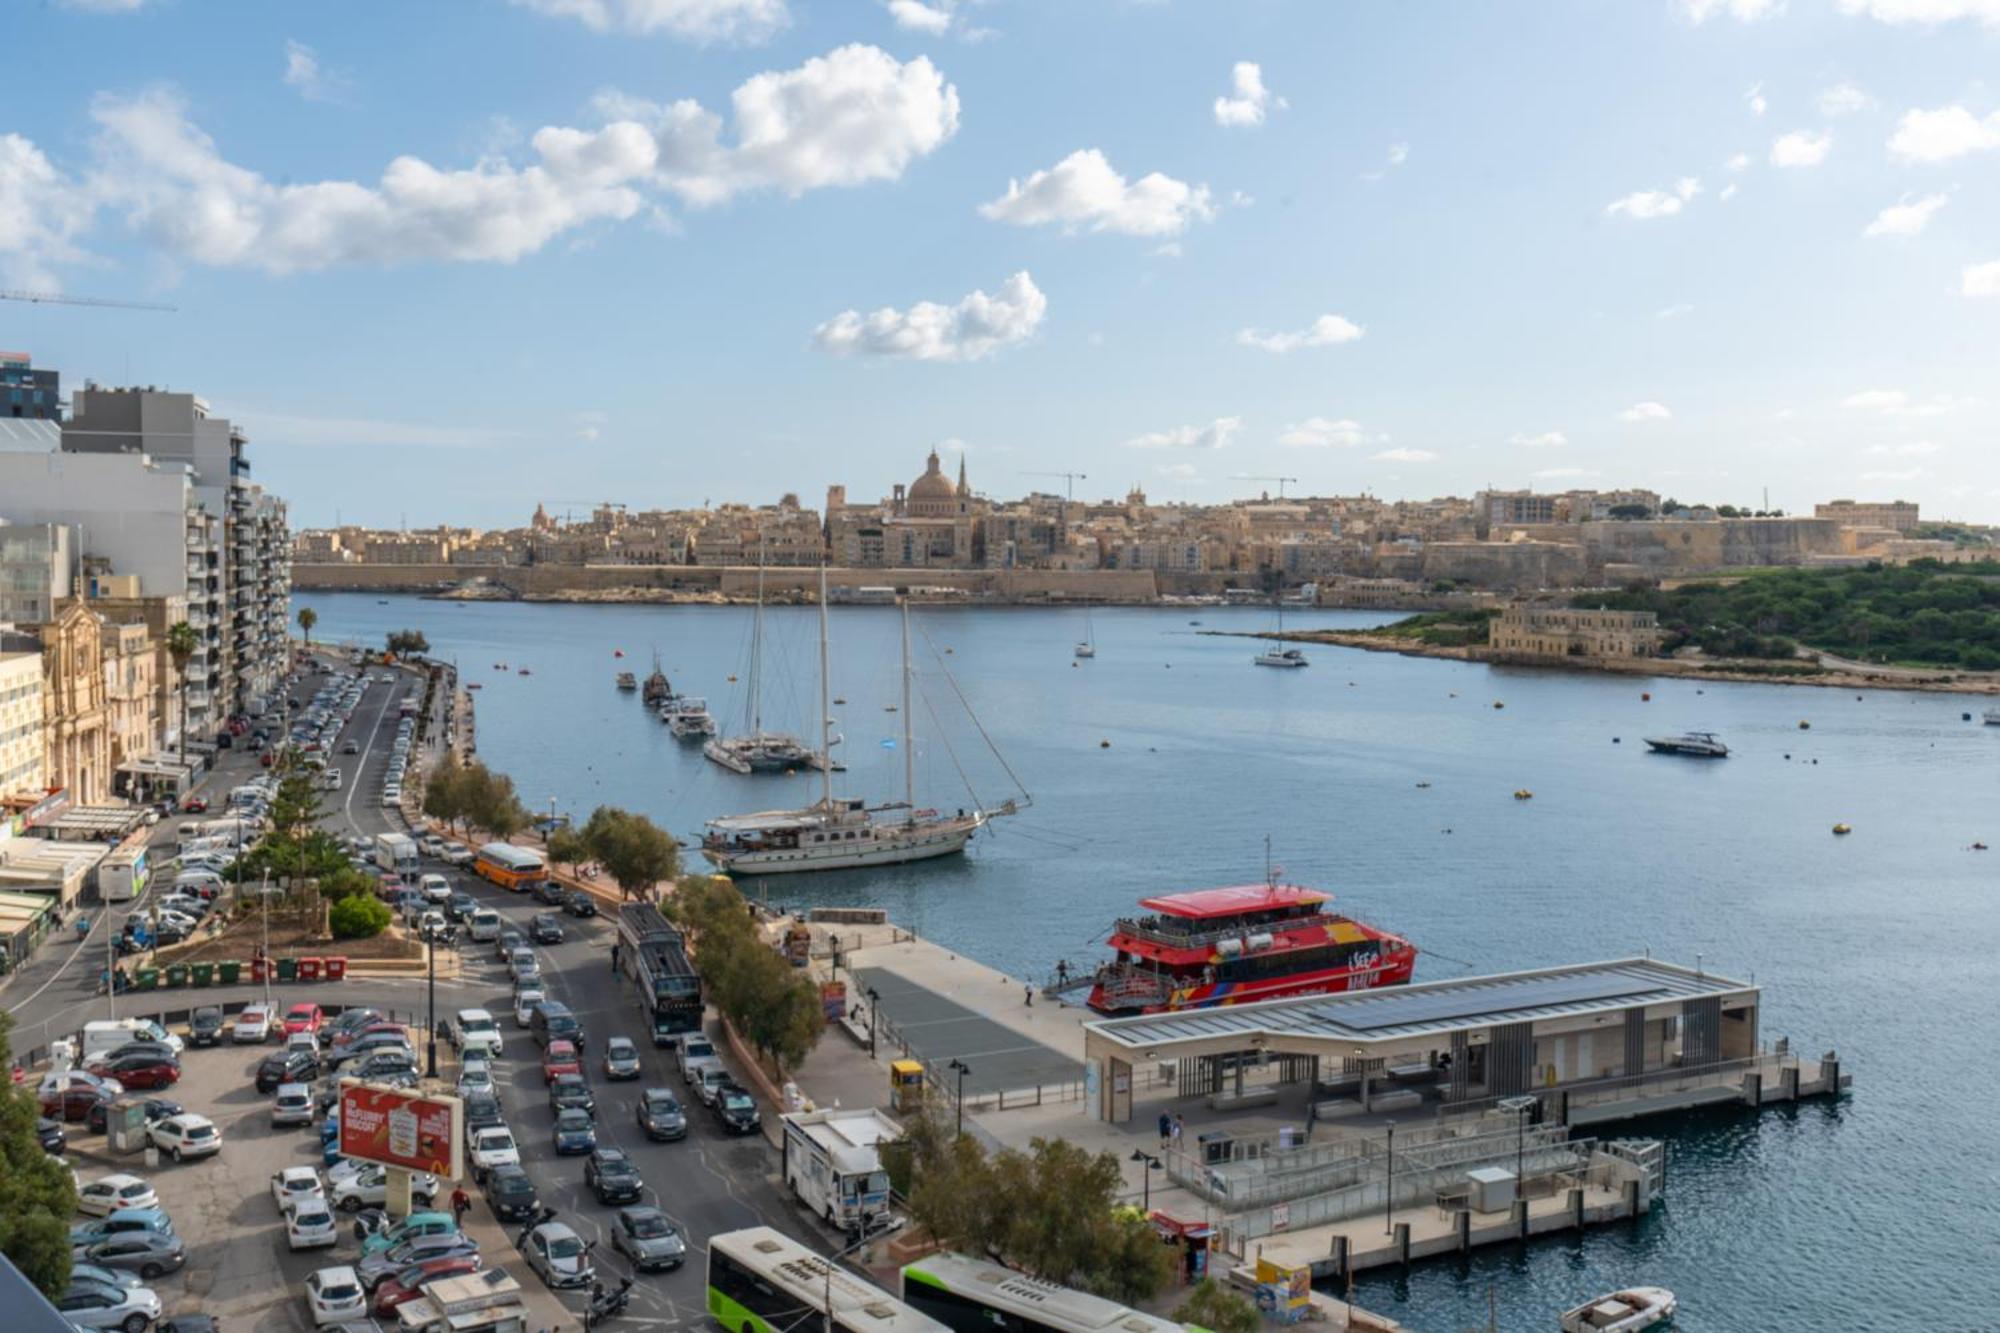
xmin=901 ymin=596 xmax=915 ymax=821
xmin=818 ymin=564 xmax=834 ymax=811
xmin=751 ymin=545 xmax=765 ymax=735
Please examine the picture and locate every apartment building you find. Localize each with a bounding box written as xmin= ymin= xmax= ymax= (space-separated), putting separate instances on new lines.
xmin=1815 ymin=499 xmax=1920 ymax=534
xmin=0 ymin=652 xmax=44 ymax=801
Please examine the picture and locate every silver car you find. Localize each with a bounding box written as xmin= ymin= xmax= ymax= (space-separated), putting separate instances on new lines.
xmin=523 ymin=1220 xmax=594 ymax=1290
xmin=76 ymin=1232 xmax=187 ymax=1282
xmin=609 ymin=1205 xmax=685 ymax=1272
xmin=57 ymin=1278 xmax=162 ymax=1332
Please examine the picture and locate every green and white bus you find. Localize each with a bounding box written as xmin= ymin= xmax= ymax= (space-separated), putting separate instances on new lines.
xmin=708 ymin=1228 xmax=947 ymax=1333
xmin=899 ymin=1253 xmax=1183 ymax=1333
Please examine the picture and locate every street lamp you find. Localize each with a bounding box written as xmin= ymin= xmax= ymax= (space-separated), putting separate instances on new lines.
xmin=425 ymin=930 xmax=439 ymax=1079
xmin=1129 ymin=1150 xmax=1161 ymax=1211
xmin=1498 ymin=1094 xmax=1538 ymax=1194
xmin=1383 ymin=1120 xmax=1396 ymax=1237
xmin=947 ymin=1058 xmax=971 ymax=1138
xmin=865 ymin=985 xmax=880 ymax=1060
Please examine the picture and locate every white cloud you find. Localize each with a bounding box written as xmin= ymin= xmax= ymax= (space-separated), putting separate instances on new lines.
xmin=980 ymin=148 xmax=1214 ymax=238
xmin=1656 ymin=303 xmax=1693 ymax=319
xmin=576 ymin=410 xmax=608 ymax=442
xmin=1533 ymin=467 xmax=1591 ymax=479
xmin=1770 ymin=129 xmax=1832 ymax=166
xmin=1509 ymin=430 xmax=1568 ymax=448
xmin=1888 ymin=105 xmax=2000 ymax=162
xmin=1726 ymin=152 xmax=1752 ymax=172
xmin=1236 ymin=313 xmax=1365 ymax=354
xmin=1156 ymin=463 xmax=1200 ymax=480
xmin=812 ymin=270 xmax=1047 ymax=362
xmin=1964 ymin=260 xmax=2000 ymax=296
xmin=611 ymin=44 xmax=960 ymax=207
xmin=282 ymin=40 xmax=346 ymax=102
xmin=243 ymin=408 xmax=520 ymax=450
xmin=1746 ymin=83 xmax=1768 ymax=117
xmin=884 ymin=0 xmax=966 ymax=34
xmin=1279 ymin=417 xmax=1371 ymax=448
xmin=57 ymin=0 xmax=150 ymax=9
xmin=1836 ymin=0 xmax=2000 ymax=25
xmin=1605 ymin=177 xmax=1700 ymax=220
xmin=1859 ymin=467 xmax=1928 ymax=481
xmin=1840 ymin=388 xmax=1968 ymax=414
xmin=1387 ymin=142 xmax=1409 ymax=167
xmin=1620 ymin=401 xmax=1672 ymax=422
xmin=1371 ymin=447 xmax=1436 ymax=463
xmin=1818 ymin=83 xmax=1875 ymax=116
xmin=1863 ymin=193 xmax=1948 ymax=237
xmin=0 ymin=133 xmax=95 ymax=287
xmin=509 ymin=0 xmax=788 ymax=43
xmin=1680 ymin=0 xmax=1783 ymax=21
xmin=1842 ymin=388 xmax=1909 ymax=410
xmin=1125 ymin=417 xmax=1242 ymax=450
xmin=1861 ymin=441 xmax=1940 ymax=456
xmin=86 ymin=90 xmax=653 ymax=272
xmin=1720 ymin=183 xmax=1740 ymax=201
xmin=1213 ymin=62 xmax=1284 ymax=128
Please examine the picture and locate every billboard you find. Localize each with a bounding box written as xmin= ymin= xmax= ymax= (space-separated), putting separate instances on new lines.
xmin=337 ymin=1080 xmax=463 ymax=1179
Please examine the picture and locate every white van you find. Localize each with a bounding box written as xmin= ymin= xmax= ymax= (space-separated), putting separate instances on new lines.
xmin=321 ymin=768 xmax=342 ymax=791
xmin=466 ymin=909 xmax=502 ymax=943
xmin=82 ymin=1018 xmax=184 ymax=1060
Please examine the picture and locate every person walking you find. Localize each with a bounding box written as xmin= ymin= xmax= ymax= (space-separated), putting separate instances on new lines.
xmin=450 ymin=1186 xmax=471 ymax=1227
xmin=1023 ymin=985 xmax=1034 ymax=1008
xmin=610 ymin=943 xmax=620 ymax=974
xmin=1172 ymin=1113 xmax=1185 ymax=1150
xmin=1158 ymin=1111 xmax=1172 ymax=1146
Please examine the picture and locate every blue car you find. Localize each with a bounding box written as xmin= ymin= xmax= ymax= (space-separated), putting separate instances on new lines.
xmin=551 ymin=1108 xmax=596 ymax=1155
xmin=69 ymin=1208 xmax=174 ymax=1249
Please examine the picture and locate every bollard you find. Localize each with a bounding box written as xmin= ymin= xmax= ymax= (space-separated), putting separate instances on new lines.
xmin=1393 ymin=1221 xmax=1410 ymax=1266
xmin=1625 ymin=1178 xmax=1642 ymax=1218
xmin=1781 ymin=1064 xmax=1799 ymax=1101
xmin=1454 ymin=1209 xmax=1471 ymax=1253
xmin=1743 ymin=1071 xmax=1762 ymax=1107
xmin=1328 ymin=1233 xmax=1348 ymax=1279
xmin=1512 ymin=1198 xmax=1530 ymax=1239
xmin=1569 ymin=1186 xmax=1585 ymax=1229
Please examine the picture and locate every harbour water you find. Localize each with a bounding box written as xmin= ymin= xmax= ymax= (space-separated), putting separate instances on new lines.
xmin=299 ymin=592 xmax=1999 ymax=1330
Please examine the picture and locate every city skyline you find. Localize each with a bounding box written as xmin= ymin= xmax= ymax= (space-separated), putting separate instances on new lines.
xmin=7 ymin=1 xmax=2000 ymax=525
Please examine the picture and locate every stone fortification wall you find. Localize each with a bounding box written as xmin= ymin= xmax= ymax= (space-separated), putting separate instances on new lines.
xmin=1576 ymin=518 xmax=1843 ymax=572
xmin=294 ymin=562 xmax=1159 ymax=601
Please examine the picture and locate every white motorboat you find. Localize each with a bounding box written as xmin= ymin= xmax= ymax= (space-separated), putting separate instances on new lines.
xmin=1983 ymin=708 xmax=2000 ymax=726
xmin=663 ymin=697 xmax=718 ymax=739
xmin=703 ymin=572 xmax=1023 ymax=875
xmin=1254 ymin=647 xmax=1310 ymax=668
xmin=1643 ymin=731 xmax=1729 ymax=758
xmin=1558 ymin=1286 xmax=1676 ymax=1332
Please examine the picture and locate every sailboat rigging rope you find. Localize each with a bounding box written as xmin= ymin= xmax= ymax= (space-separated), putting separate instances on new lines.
xmin=915 ymin=621 xmax=1034 ymax=804
xmin=914 ymin=674 xmax=985 ymax=812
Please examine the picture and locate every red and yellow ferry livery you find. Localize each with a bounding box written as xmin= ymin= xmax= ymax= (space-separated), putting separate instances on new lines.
xmin=1084 ymin=883 xmax=1416 ymax=1015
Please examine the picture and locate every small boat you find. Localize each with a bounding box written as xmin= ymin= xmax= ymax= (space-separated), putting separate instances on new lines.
xmin=1558 ymin=1286 xmax=1676 ymax=1333
xmin=1643 ymin=731 xmax=1729 ymax=759
xmin=1254 ymin=647 xmax=1309 ymax=668
xmin=1798 ymin=720 xmax=1811 ymax=730
xmin=1832 ymin=822 xmax=1852 ymax=835
xmin=1493 ymin=701 xmax=1505 ymax=709
xmin=518 ymin=668 xmax=531 ymax=676
xmin=1075 ymin=642 xmax=1096 ymax=659
xmin=662 ymin=696 xmax=718 ymax=740
xmin=1514 ymin=789 xmax=1534 ymax=800
xmin=493 ymin=663 xmax=507 ymax=670
xmin=466 ymin=682 xmax=482 ymax=691
xmin=833 ymin=697 xmax=846 ymax=706
xmin=613 ymin=649 xmax=625 ymax=658
xmin=1984 ymin=708 xmax=2000 ymax=726
xmin=642 ymin=656 xmax=672 ymax=706
xmin=615 ymin=672 xmax=638 ymax=691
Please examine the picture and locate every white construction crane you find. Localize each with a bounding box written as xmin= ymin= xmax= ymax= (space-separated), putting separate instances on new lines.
xmin=1230 ymin=474 xmax=1301 ymax=498
xmin=1 ymin=289 xmax=178 ymax=312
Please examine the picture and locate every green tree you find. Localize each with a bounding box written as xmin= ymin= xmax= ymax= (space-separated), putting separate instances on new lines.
xmin=0 ymin=1013 xmax=76 ymax=1297
xmin=165 ymin=619 xmax=199 ymax=765
xmin=329 ymin=894 xmax=392 ymax=939
xmin=547 ymin=825 xmax=588 ymax=876
xmin=466 ymin=765 xmax=530 ymax=840
xmin=423 ymin=758 xmax=468 ymax=831
xmin=582 ymin=805 xmax=681 ymax=900
xmin=296 ymin=606 xmax=318 ymax=648
xmin=1174 ymin=1280 xmax=1260 ymax=1333
xmin=385 ymin=629 xmax=430 ymax=656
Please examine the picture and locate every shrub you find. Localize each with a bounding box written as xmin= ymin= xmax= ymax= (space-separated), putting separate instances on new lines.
xmin=329 ymin=894 xmax=391 ymax=940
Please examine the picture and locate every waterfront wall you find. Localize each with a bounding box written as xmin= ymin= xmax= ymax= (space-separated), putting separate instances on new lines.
xmin=294 ymin=561 xmax=1161 ymax=601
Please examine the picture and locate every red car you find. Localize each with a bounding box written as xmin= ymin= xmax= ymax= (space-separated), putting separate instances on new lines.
xmin=96 ymin=1057 xmax=179 ymax=1091
xmin=181 ymin=795 xmax=208 ymax=813
xmin=541 ymin=1040 xmax=581 ymax=1084
xmin=283 ymin=1003 xmax=324 ymax=1036
xmin=40 ymin=1084 xmax=115 ymax=1122
xmin=259 ymin=752 xmax=276 ymax=768
xmin=372 ymin=1256 xmax=481 ymax=1315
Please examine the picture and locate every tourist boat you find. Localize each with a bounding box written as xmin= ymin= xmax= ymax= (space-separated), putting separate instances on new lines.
xmin=1558 ymin=1286 xmax=1676 ymax=1332
xmin=1080 ymin=881 xmax=1416 ymax=1015
xmin=1643 ymin=731 xmax=1729 ymax=758
xmin=702 ymin=570 xmax=1025 ymax=875
xmin=615 ymin=671 xmax=637 ymax=691
xmin=641 ymin=655 xmax=673 ymax=706
xmin=662 ymin=696 xmax=718 ymax=739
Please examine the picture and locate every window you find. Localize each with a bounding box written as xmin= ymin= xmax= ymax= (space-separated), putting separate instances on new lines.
xmin=712 ymin=1250 xmax=822 ymax=1333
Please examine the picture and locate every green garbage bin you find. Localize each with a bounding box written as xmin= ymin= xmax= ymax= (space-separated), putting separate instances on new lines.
xmin=217 ymin=960 xmax=241 ymax=985
xmin=276 ymin=957 xmax=298 ymax=983
xmin=135 ymin=967 xmax=159 ymax=991
xmin=190 ymin=962 xmax=214 ymax=987
xmin=164 ymin=963 xmax=189 ymax=987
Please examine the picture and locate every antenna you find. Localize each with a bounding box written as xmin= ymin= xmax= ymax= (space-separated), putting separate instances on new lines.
xmin=1 ymin=289 xmax=178 ymax=312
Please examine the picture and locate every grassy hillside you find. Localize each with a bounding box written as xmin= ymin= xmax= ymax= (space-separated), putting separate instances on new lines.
xmin=1579 ymin=561 xmax=2000 ymax=670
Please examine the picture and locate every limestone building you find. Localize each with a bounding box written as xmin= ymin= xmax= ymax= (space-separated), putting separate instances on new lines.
xmin=1489 ymin=606 xmax=1663 ymax=660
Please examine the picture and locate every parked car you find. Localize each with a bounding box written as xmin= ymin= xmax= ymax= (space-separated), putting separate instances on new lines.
xmin=635 ymin=1087 xmax=687 ymax=1141
xmin=76 ymin=1230 xmax=186 ymax=1281
xmin=358 ymin=1210 xmax=457 ymax=1257
xmin=188 ymin=1007 xmax=225 ymax=1047
xmin=462 ymin=1089 xmax=505 ymax=1136
xmin=609 ymin=1205 xmax=685 ymax=1272
xmin=585 ymin=1147 xmax=643 ymax=1205
xmin=271 ymin=1166 xmax=329 ymax=1211
xmin=468 ymin=1127 xmax=520 ymax=1182
xmin=599 ymin=1036 xmax=642 ymax=1081
xmin=37 ymin=1116 xmax=66 ymax=1154
xmin=305 ymin=1266 xmax=369 ymax=1325
xmin=283 ymin=1003 xmax=325 ymax=1035
xmin=330 ymin=1163 xmax=439 ymax=1213
xmin=232 ymin=1005 xmax=275 ymax=1043
xmin=551 ymin=1108 xmax=596 ymax=1155
xmin=86 ymin=1097 xmax=180 ymax=1137
xmin=69 ymin=1209 xmax=174 ymax=1249
xmin=76 ymin=1174 xmax=158 ymax=1218
xmin=256 ymin=1048 xmax=320 ymax=1093
xmin=356 ymin=1235 xmax=480 ymax=1293
xmin=528 ymin=913 xmax=563 ymax=945
xmin=352 ymin=1050 xmax=418 ymax=1082
xmin=370 ymin=1255 xmax=480 ymax=1317
xmin=284 ymin=1196 xmax=340 ymax=1250
xmin=483 ymin=1164 xmax=539 ymax=1222
xmin=272 ymin=1082 xmax=315 ymax=1127
xmin=547 ymin=1073 xmax=595 ymax=1116
xmin=57 ymin=1276 xmax=163 ymax=1332
xmin=147 ymin=1114 xmax=221 ymax=1162
xmin=91 ymin=1055 xmax=179 ymax=1091
xmin=69 ymin=1263 xmax=140 ymax=1293
xmin=712 ymin=1084 xmax=761 ymax=1135
xmin=523 ymin=1221 xmax=593 ymax=1290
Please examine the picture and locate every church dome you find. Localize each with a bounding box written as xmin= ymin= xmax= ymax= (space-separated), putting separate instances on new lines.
xmin=908 ymin=450 xmax=955 ymax=502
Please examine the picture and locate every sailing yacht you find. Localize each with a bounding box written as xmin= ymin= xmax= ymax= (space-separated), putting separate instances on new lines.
xmin=704 ymin=556 xmax=823 ymax=774
xmin=1074 ymin=605 xmax=1096 ymax=659
xmin=702 ymin=573 xmax=1017 ymax=875
xmin=1253 ymin=588 xmax=1309 ymax=668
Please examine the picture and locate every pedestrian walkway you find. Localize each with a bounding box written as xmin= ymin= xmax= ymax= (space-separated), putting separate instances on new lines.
xmin=851 ymin=966 xmax=1080 ymax=1099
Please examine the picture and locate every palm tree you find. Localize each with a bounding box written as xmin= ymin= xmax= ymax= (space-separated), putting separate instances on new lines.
xmin=165 ymin=620 xmax=198 ymax=768
xmin=296 ymin=606 xmax=317 ymax=650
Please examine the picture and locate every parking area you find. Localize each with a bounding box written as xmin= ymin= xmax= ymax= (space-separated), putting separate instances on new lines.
xmin=851 ymin=966 xmax=1082 ymax=1097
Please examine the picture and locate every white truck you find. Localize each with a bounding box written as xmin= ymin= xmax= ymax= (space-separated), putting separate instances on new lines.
xmin=779 ymin=1108 xmax=901 ymax=1236
xmin=375 ymin=832 xmax=419 ymax=877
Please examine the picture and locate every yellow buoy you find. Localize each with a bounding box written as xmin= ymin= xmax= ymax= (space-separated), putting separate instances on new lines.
xmin=1832 ymin=822 xmax=1852 ymax=835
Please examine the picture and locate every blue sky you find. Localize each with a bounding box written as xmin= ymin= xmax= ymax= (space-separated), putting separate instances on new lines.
xmin=5 ymin=0 xmax=1999 ymax=527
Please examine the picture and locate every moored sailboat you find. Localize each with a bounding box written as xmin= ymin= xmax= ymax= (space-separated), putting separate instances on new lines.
xmin=705 ymin=556 xmax=821 ymax=774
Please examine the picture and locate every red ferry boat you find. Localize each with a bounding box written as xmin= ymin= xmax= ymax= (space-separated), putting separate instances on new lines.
xmin=1084 ymin=883 xmax=1416 ymax=1014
